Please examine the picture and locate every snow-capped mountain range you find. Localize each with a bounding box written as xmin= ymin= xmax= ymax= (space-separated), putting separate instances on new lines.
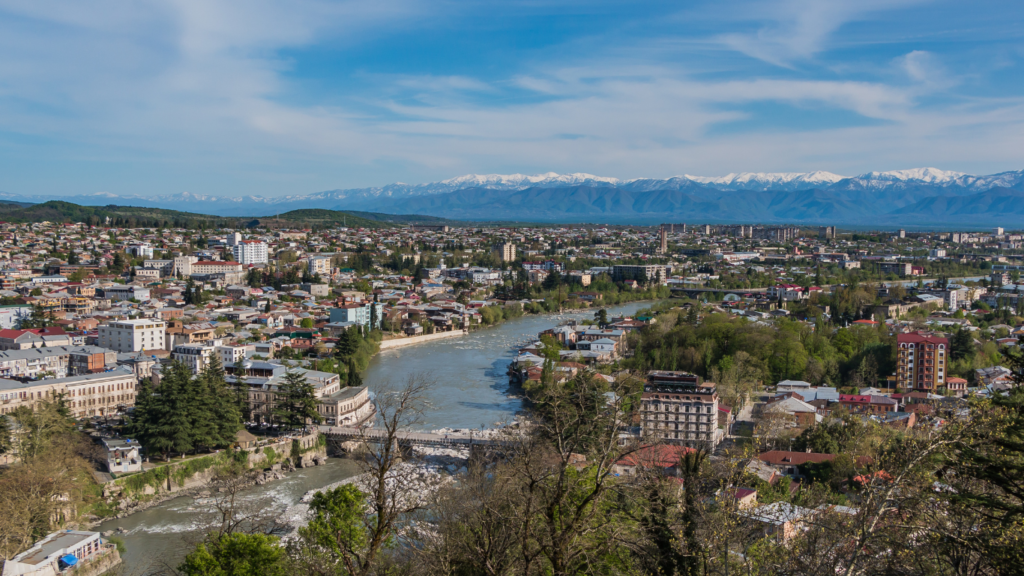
xmin=2 ymin=167 xmax=1023 ymax=224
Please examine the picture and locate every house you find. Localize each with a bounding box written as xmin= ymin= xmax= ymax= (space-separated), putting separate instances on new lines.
xmin=837 ymin=394 xmax=898 ymax=414
xmin=742 ymin=502 xmax=813 ymax=543
xmin=758 ymin=450 xmax=836 ymax=476
xmin=103 ymin=438 xmax=142 ymax=474
xmin=763 ymin=396 xmax=822 ymax=427
xmin=612 ymin=444 xmax=694 ymax=476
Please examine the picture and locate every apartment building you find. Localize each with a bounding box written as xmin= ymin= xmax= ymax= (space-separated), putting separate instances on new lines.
xmin=896 ymin=332 xmax=948 ymax=392
xmin=62 ymin=368 xmax=139 ymax=418
xmin=612 ymin=264 xmax=667 ymax=283
xmin=232 ymin=240 xmax=268 ymax=265
xmin=640 ymin=371 xmax=720 ymax=451
xmin=0 ymin=377 xmax=68 ymax=415
xmin=172 ymin=344 xmax=217 ymax=373
xmin=329 ymin=302 xmax=383 ymax=329
xmin=165 ymin=320 xmax=217 ymax=351
xmin=192 ymin=260 xmax=244 ymax=275
xmin=226 ymin=361 xmax=373 ymax=426
xmin=0 ymin=345 xmax=115 ymax=380
xmin=98 ymin=319 xmax=167 ymax=353
xmin=493 ymin=242 xmax=517 ymax=262
xmin=308 ymin=256 xmax=333 ymax=277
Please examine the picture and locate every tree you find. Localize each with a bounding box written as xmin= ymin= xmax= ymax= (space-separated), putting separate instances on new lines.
xmin=0 ymin=415 xmax=10 ymax=455
xmin=291 ymin=485 xmax=369 ymax=575
xmin=273 ymin=371 xmax=321 ymax=431
xmin=595 ymin=308 xmax=608 ymax=327
xmin=950 ymin=326 xmax=974 ymax=361
xmin=334 ymin=327 xmax=359 ymax=361
xmin=347 ymin=359 xmax=363 ymax=387
xmin=180 ymin=533 xmax=290 ymax=576
xmin=300 ymin=317 xmax=314 ymax=329
xmin=294 ymin=375 xmax=434 ymax=576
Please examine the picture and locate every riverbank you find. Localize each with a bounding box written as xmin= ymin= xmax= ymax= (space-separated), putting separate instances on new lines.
xmin=379 ymin=328 xmax=468 ymax=350
xmin=364 ymin=301 xmax=656 ymax=431
xmin=91 ymin=431 xmax=327 ymax=524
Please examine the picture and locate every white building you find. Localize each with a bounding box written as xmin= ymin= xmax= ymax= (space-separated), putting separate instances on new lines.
xmin=172 ymin=344 xmax=217 ymax=373
xmin=126 ymin=244 xmax=154 ymax=259
xmin=308 ymin=256 xmax=332 ymax=277
xmin=232 ymin=241 xmax=269 ymax=265
xmin=217 ymin=344 xmax=252 ymax=367
xmin=227 ymin=231 xmax=242 ymax=246
xmin=172 ymin=255 xmax=198 ymax=277
xmin=929 ymin=248 xmax=947 ymax=258
xmin=0 ymin=305 xmax=32 ymax=329
xmin=98 ymin=319 xmax=166 ymax=353
xmin=2 ymin=530 xmax=108 ymax=576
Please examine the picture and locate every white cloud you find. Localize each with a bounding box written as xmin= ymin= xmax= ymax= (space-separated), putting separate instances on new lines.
xmin=0 ymin=0 xmax=1020 ymax=194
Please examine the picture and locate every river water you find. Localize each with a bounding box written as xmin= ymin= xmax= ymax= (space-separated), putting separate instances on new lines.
xmin=100 ymin=300 xmax=656 ymax=573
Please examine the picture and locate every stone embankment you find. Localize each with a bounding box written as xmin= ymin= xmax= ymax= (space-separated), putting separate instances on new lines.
xmin=378 ymin=329 xmax=468 ymax=350
xmin=94 ymin=431 xmax=328 ymax=522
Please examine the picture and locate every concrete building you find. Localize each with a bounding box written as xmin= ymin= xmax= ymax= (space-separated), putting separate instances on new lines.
xmin=308 ymin=256 xmax=332 ymax=277
xmin=897 ymin=332 xmax=948 ymax=392
xmin=98 ymin=319 xmax=166 ymax=353
xmin=2 ymin=530 xmax=112 ymax=576
xmin=493 ymin=242 xmax=517 ymax=262
xmin=232 ymin=240 xmax=268 ymax=265
xmin=226 ymin=231 xmax=242 ymax=246
xmin=329 ymin=302 xmax=383 ymax=330
xmin=612 ymin=264 xmax=667 ymax=284
xmin=172 ymin=255 xmax=198 ymax=277
xmin=640 ymin=371 xmax=720 ymax=451
xmin=0 ymin=305 xmax=32 ymax=329
xmin=172 ymin=344 xmax=217 ymax=373
xmin=103 ymin=285 xmax=151 ymax=302
xmin=226 ymin=361 xmax=373 ymax=426
xmin=126 ymin=244 xmax=154 ymax=259
xmin=103 ymin=438 xmax=142 ymax=474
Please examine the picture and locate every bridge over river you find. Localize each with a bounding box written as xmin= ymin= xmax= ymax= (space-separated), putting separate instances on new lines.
xmin=319 ymin=425 xmax=507 ymax=448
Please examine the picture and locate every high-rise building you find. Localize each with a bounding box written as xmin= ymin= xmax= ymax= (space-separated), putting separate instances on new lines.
xmin=640 ymin=371 xmax=720 ymax=450
xmin=994 ymin=227 xmax=1005 ymax=236
xmin=896 ymin=332 xmax=948 ymax=392
xmin=658 ymin=226 xmax=668 ymax=254
xmin=898 ymin=229 xmax=906 ymax=239
xmin=309 ymin=256 xmax=333 ymax=277
xmin=227 ymin=232 xmax=242 ymax=246
xmin=493 ymin=242 xmax=517 ymax=262
xmin=819 ymin=226 xmax=836 ymax=239
xmin=232 ymin=240 xmax=269 ymax=265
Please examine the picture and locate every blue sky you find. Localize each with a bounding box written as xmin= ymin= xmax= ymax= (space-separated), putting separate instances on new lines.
xmin=0 ymin=0 xmax=1022 ymax=197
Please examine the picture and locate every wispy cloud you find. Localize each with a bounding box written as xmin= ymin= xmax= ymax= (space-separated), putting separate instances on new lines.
xmin=0 ymin=0 xmax=1020 ymax=195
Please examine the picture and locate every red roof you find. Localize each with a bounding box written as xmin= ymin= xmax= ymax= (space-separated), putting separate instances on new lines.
xmin=759 ymin=451 xmax=835 ymax=466
xmin=897 ymin=331 xmax=948 ymax=346
xmin=616 ymin=445 xmax=695 ymax=469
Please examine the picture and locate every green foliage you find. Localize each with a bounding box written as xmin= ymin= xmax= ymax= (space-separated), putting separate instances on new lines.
xmin=296 ymin=484 xmax=372 ymax=570
xmin=273 ymin=370 xmax=322 ymax=431
xmin=128 ymin=359 xmax=242 ymax=459
xmin=180 ymin=533 xmax=290 ymax=576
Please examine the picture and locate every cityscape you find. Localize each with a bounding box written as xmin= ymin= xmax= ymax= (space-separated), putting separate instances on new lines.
xmin=2 ymin=1 xmax=1023 ymax=575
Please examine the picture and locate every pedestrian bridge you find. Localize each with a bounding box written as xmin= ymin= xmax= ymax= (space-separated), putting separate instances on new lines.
xmin=318 ymin=425 xmax=506 ymax=448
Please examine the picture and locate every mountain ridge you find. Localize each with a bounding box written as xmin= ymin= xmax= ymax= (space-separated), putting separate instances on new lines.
xmin=2 ymin=168 xmax=1023 ymax=225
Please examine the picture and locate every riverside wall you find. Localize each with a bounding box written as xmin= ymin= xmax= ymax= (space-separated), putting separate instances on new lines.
xmin=99 ymin=431 xmax=327 ymax=519
xmin=378 ymin=329 xmax=467 ymax=351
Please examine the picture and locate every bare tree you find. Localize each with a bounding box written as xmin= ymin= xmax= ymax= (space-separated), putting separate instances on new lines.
xmin=292 ymin=373 xmax=435 ymax=576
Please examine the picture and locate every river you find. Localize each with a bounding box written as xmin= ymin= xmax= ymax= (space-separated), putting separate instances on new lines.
xmin=99 ymin=300 xmax=657 ymax=573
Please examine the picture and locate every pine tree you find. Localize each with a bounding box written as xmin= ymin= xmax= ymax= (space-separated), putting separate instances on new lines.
xmin=273 ymin=371 xmax=322 ymax=431
xmin=148 ymin=362 xmax=196 ymax=459
xmin=347 ymin=359 xmax=363 ymax=387
xmin=232 ymin=358 xmax=252 ymax=423
xmin=334 ymin=328 xmax=359 ymax=361
xmin=200 ymin=355 xmax=243 ymax=447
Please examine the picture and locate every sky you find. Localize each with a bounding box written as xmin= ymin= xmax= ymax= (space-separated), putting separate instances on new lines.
xmin=0 ymin=0 xmax=1022 ymax=197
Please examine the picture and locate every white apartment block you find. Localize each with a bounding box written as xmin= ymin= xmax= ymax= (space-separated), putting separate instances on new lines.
xmin=98 ymin=319 xmax=167 ymax=353
xmin=172 ymin=344 xmax=217 ymax=373
xmin=309 ymin=256 xmax=332 ymax=277
xmin=232 ymin=241 xmax=269 ymax=265
xmin=217 ymin=344 xmax=252 ymax=367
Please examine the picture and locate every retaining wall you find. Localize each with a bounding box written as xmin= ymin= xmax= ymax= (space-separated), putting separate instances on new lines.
xmin=379 ymin=330 xmax=468 ymax=350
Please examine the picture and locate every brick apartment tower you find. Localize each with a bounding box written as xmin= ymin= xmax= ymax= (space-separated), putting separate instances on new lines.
xmin=896 ymin=332 xmax=948 ymax=391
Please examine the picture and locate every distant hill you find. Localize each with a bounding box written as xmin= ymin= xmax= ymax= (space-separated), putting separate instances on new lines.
xmin=0 ymin=202 xmax=418 ymax=229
